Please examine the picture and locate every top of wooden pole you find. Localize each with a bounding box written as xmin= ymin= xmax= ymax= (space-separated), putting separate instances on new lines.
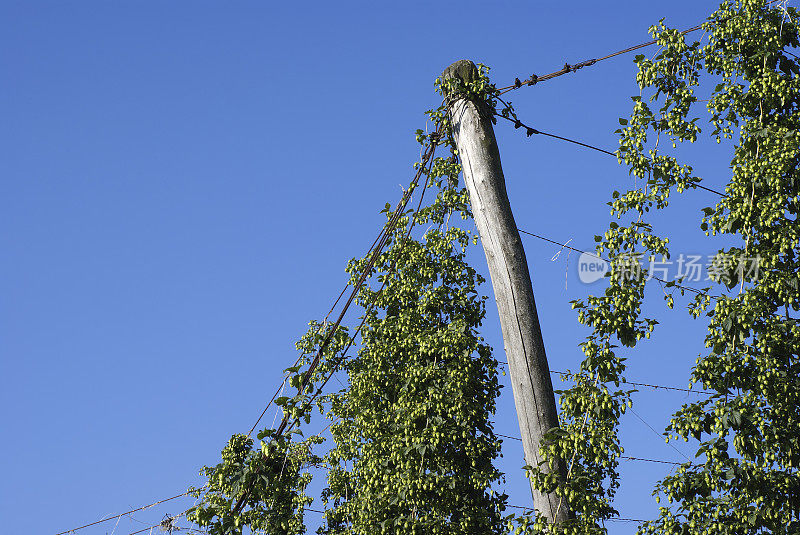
xmin=441 ymin=60 xmax=479 ymax=97
xmin=442 ymin=60 xmax=478 ymax=82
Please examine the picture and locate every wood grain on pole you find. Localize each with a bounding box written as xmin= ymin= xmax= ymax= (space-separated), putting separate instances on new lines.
xmin=442 ymin=59 xmax=568 ymax=522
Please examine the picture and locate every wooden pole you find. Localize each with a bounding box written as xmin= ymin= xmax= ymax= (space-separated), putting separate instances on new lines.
xmin=442 ymin=59 xmax=568 ymax=522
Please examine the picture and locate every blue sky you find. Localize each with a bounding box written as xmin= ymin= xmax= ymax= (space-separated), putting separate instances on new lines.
xmin=2 ymin=1 xmax=736 ymax=533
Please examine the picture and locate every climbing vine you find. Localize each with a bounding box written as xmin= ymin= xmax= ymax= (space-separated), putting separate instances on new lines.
xmin=502 ymin=1 xmax=799 ymax=534
xmin=622 ymin=1 xmax=800 ymax=533
xmin=187 ymin=322 xmax=351 ymax=535
xmin=517 ymin=0 xmax=799 ymax=533
xmin=320 ymin=214 xmax=505 ymax=534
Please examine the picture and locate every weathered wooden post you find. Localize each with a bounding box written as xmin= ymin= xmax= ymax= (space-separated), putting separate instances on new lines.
xmin=442 ymin=59 xmax=568 ymax=522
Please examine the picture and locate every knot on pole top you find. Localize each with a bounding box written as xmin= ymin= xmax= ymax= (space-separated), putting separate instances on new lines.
xmin=442 ymin=59 xmax=479 ymax=84
xmin=441 ymin=59 xmax=480 ymax=100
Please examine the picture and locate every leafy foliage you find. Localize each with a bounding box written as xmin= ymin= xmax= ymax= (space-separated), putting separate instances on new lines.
xmin=187 ymin=323 xmax=351 ymax=535
xmin=188 ymin=433 xmax=320 ymax=535
xmin=321 ymin=223 xmax=505 ymax=534
xmin=621 ymin=1 xmax=800 ymax=533
xmin=506 ymin=1 xmax=800 ymax=534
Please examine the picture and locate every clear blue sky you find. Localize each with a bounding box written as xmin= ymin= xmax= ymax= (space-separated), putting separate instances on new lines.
xmin=2 ymin=1 xmax=733 ymax=533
